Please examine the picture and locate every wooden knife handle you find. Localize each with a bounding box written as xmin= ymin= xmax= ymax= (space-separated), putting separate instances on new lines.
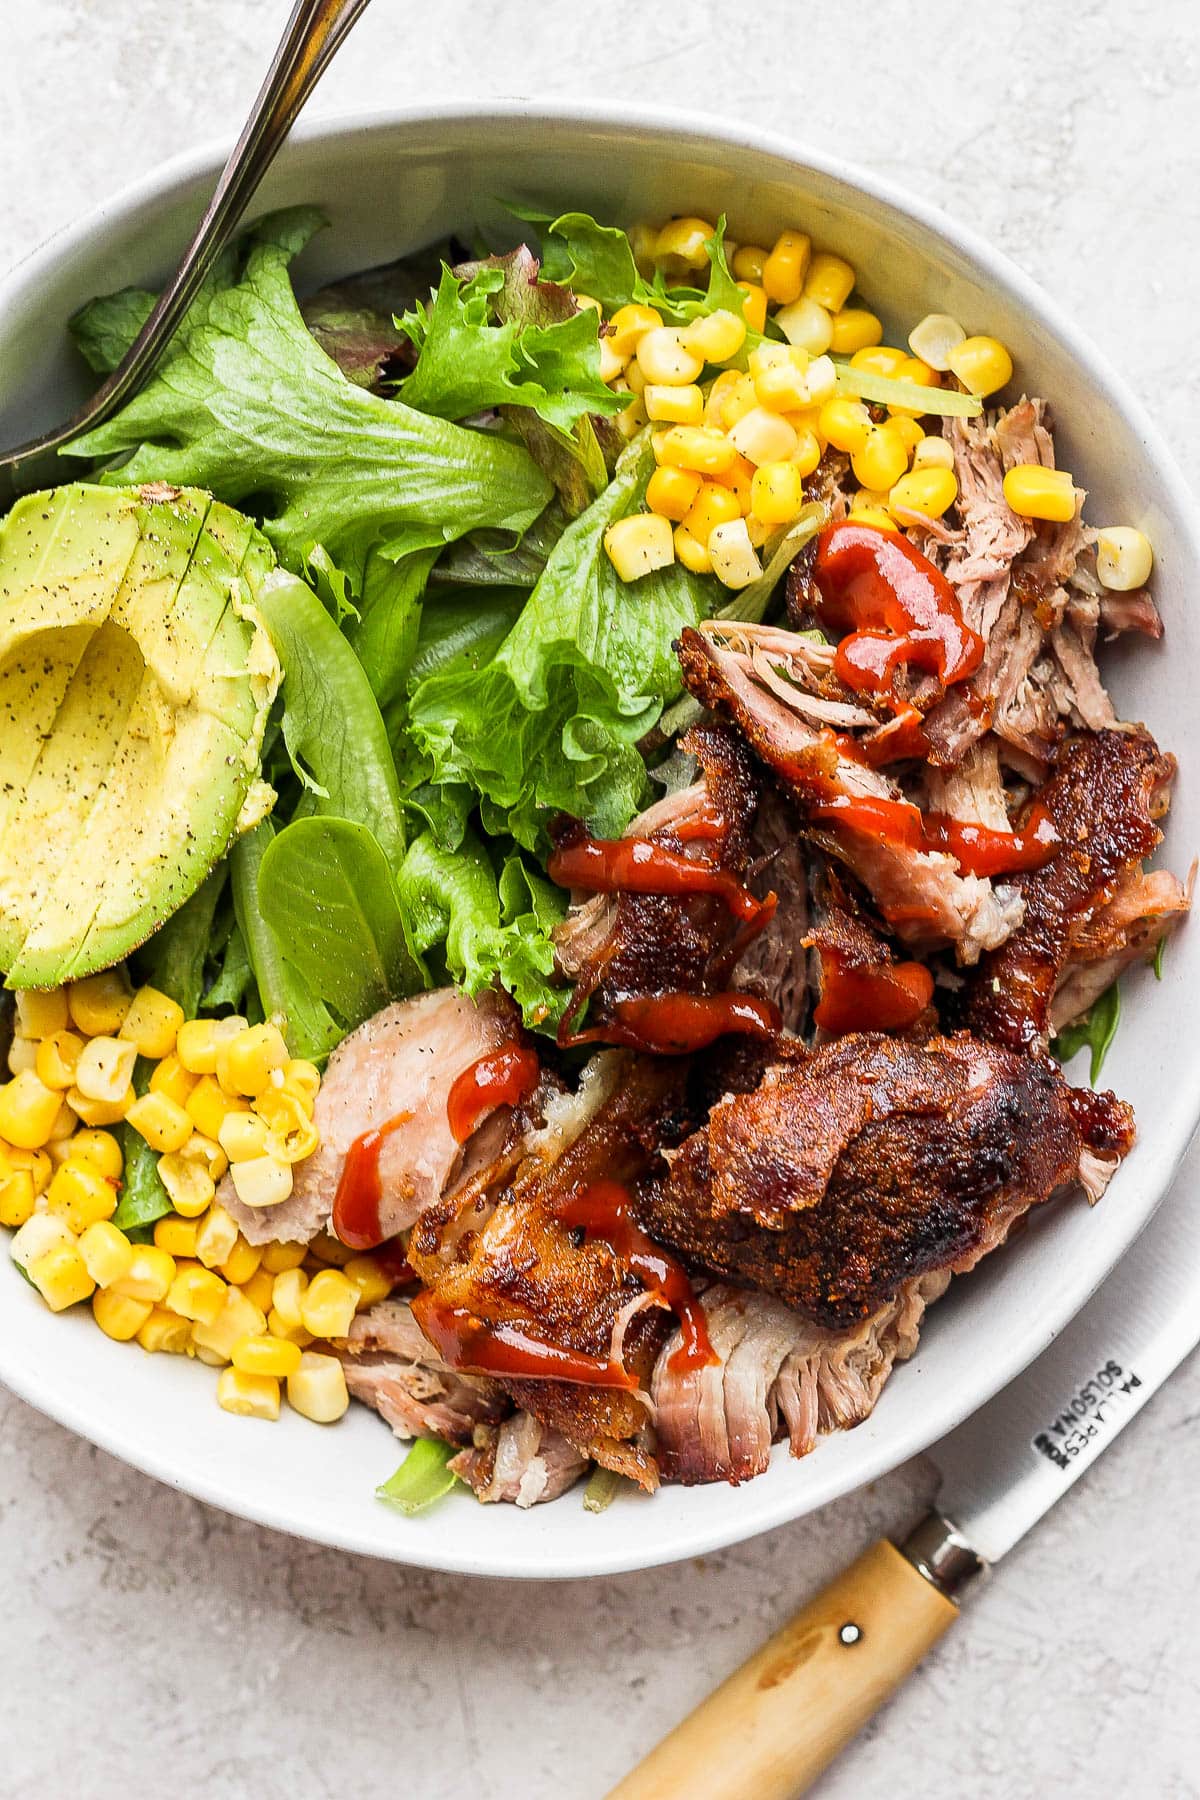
xmin=607 ymin=1538 xmax=960 ymax=1800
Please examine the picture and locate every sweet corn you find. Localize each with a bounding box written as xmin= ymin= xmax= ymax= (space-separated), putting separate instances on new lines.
xmin=262 ymin=1239 xmax=308 ymax=1274
xmin=157 ymin=1152 xmax=215 ymax=1217
xmin=217 ymin=1367 xmax=280 ymax=1419
xmin=220 ymin=1236 xmax=263 ymax=1287
xmin=889 ymin=467 xmax=959 ymax=520
xmin=232 ymin=1333 xmax=302 ymax=1378
xmin=818 ymin=396 xmax=873 ymax=455
xmin=166 ymin=1262 xmax=227 ymax=1325
xmin=45 ymin=1161 xmax=117 ymax=1232
xmin=2 ymin=1142 xmax=51 ymax=1191
xmin=35 ymin=1030 xmax=83 ymax=1091
xmin=607 ymin=303 xmax=662 ymax=359
xmin=654 ymin=216 xmax=713 ymax=267
xmin=598 ymin=334 xmax=627 ymax=383
xmin=774 ymin=296 xmax=833 ymax=357
xmin=889 ymin=414 xmax=926 ymax=454
xmin=137 ymin=1307 xmax=193 ymax=1355
xmin=714 ymin=452 xmax=756 ymax=510
xmin=126 ymin=1091 xmax=192 ymax=1155
xmin=287 ymin=1351 xmax=350 ymax=1424
xmin=62 ymin=1129 xmax=119 ymax=1181
xmin=673 ymin=523 xmax=712 ymax=574
xmin=682 ymin=480 xmax=743 ymax=544
xmin=912 ymin=434 xmax=956 ymax=470
xmin=192 ymin=1287 xmax=268 ymax=1362
xmin=10 ymin=1211 xmax=74 ymax=1273
xmin=829 ymin=308 xmax=884 ymax=355
xmin=344 ymin=1255 xmax=393 ymax=1310
xmin=751 ymin=461 xmax=808 ymax=526
xmin=612 ymin=390 xmax=646 ymax=438
xmin=623 ymin=358 xmax=647 ymax=399
xmin=790 ymin=427 xmax=823 ymax=478
xmin=1002 ymin=463 xmax=1077 ymax=523
xmin=217 ymin=1109 xmax=271 ymax=1162
xmin=803 ymin=252 xmax=854 ymax=311
xmin=702 ymin=369 xmax=743 ymax=429
xmin=708 ymin=518 xmax=763 ymax=591
xmin=186 ymin=1074 xmax=236 ymax=1141
xmin=645 ymin=464 xmax=703 ymax=522
xmin=153 ymin=1214 xmax=199 ymax=1258
xmin=849 ymin=344 xmax=909 ymax=378
xmin=658 ymin=426 xmax=738 ymax=476
xmin=852 ymin=425 xmax=911 ymax=492
xmin=6 ymin=1037 xmax=37 ymax=1076
xmin=195 ymin=1203 xmax=239 ymax=1270
xmin=300 ymin=1268 xmax=360 ymax=1339
xmin=66 ymin=1082 xmax=134 ymax=1128
xmin=847 ymin=503 xmax=897 ymax=533
xmin=74 ymin=1037 xmax=138 ymax=1106
xmin=627 ymin=222 xmax=658 ymax=272
xmin=729 ymin=406 xmax=798 ymax=467
xmin=908 ymin=311 xmax=967 ymax=372
xmin=78 ymin=1219 xmax=135 ymax=1288
xmin=731 ymin=244 xmax=766 ymax=282
xmin=118 ymin=986 xmax=184 ymax=1060
xmin=28 ymin=1243 xmax=95 ymax=1312
xmin=176 ymin=1018 xmax=219 ymax=1075
xmin=179 ymin=1131 xmax=227 ymax=1182
xmin=46 ymin=1098 xmax=78 ymax=1144
xmin=603 ymin=514 xmax=675 ymax=582
xmin=946 ymin=334 xmax=1012 ymax=397
xmin=93 ymin=1287 xmax=152 ymax=1342
xmin=308 ymin=1230 xmax=355 ymax=1268
xmin=1096 ymin=526 xmax=1154 ymax=591
xmin=643 ymin=382 xmax=704 ymax=425
xmin=112 ymin=1244 xmax=176 ymax=1304
xmin=0 ymin=1071 xmax=67 ymax=1148
xmin=735 ymin=282 xmax=767 ymax=334
xmin=635 ymin=327 xmax=703 ymax=386
xmin=67 ymin=970 xmax=131 ymax=1038
xmin=762 ymin=230 xmax=811 ymax=305
xmin=0 ymin=1171 xmax=36 ymax=1229
xmin=717 ymin=372 xmax=759 ymax=431
xmin=241 ymin=1266 xmax=276 ymax=1314
xmin=14 ymin=989 xmax=69 ymax=1040
xmin=268 ymin=1310 xmax=314 ymax=1347
xmin=218 ymin=1022 xmax=288 ymax=1098
xmin=682 ymin=308 xmax=747 ymax=365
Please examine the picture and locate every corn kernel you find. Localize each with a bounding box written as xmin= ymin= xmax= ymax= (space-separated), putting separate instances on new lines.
xmin=217 ymin=1022 xmax=289 ymax=1098
xmin=126 ymin=1091 xmax=193 ymax=1155
xmin=66 ymin=1082 xmax=134 ymax=1128
xmin=751 ymin=461 xmax=808 ymax=527
xmin=45 ymin=1160 xmax=117 ymax=1232
xmin=262 ymin=1239 xmax=308 ymax=1274
xmin=774 ymin=296 xmax=833 ymax=356
xmin=14 ymin=989 xmax=69 ymax=1040
xmin=241 ymin=1266 xmax=276 ymax=1314
xmin=753 ymin=357 xmax=817 ymax=415
xmin=45 ymin=1098 xmax=78 ymax=1144
xmin=118 ymin=986 xmax=185 ymax=1060
xmin=287 ymin=1352 xmax=350 ymax=1424
xmin=946 ymin=334 xmax=1013 ymax=397
xmin=669 ymin=523 xmax=708 ymax=573
xmin=1002 ymin=463 xmax=1076 ymax=522
xmin=2 ymin=1142 xmax=51 ymax=1191
xmin=598 ymin=334 xmax=627 ymax=383
xmin=157 ymin=1153 xmax=215 ymax=1217
xmin=849 ymin=493 xmax=897 ymax=534
xmin=67 ymin=970 xmax=132 ymax=1038
xmin=344 ymin=1255 xmax=393 ymax=1310
xmin=728 ymin=406 xmax=798 ymax=467
xmin=310 ymin=1231 xmax=356 ymax=1268
xmin=6 ymin=1037 xmax=37 ymax=1075
xmin=93 ymin=1287 xmax=152 ymax=1342
xmin=232 ymin=1333 xmax=302 ymax=1379
xmin=220 ymin=1236 xmax=263 ymax=1286
xmin=646 ymin=465 xmax=703 ymax=523
xmin=762 ymin=230 xmax=811 ymax=305
xmin=803 ymin=252 xmax=854 ymax=311
xmin=888 ymin=356 xmax=941 ymax=421
xmin=217 ymin=1109 xmax=270 ymax=1162
xmin=74 ymin=1036 xmax=138 ymax=1106
xmin=852 ymin=425 xmax=911 ymax=492
xmin=708 ymin=518 xmax=764 ymax=591
xmin=829 ymin=308 xmax=884 ymax=355
xmin=912 ymin=434 xmax=956 ymax=471
xmin=850 ymin=344 xmax=909 ymax=378
xmin=217 ymin=1367 xmax=280 ymax=1420
xmin=10 ymin=1212 xmax=75 ymax=1274
xmin=0 ymin=1171 xmax=36 ymax=1229
xmin=607 ymin=303 xmax=663 ymax=359
xmin=791 ymin=427 xmax=823 ymax=479
xmin=716 ymin=372 xmax=758 ymax=432
xmin=889 ymin=467 xmax=960 ymax=521
xmin=196 ymin=1203 xmax=240 ymax=1269
xmin=149 ymin=1053 xmax=199 ymax=1109
xmin=730 ymin=243 xmax=765 ymax=282
xmin=889 ymin=414 xmax=926 ymax=454
xmin=176 ymin=1018 xmax=219 ymax=1075
xmin=79 ymin=1219 xmax=134 ymax=1287
xmin=185 ymin=1074 xmax=236 ymax=1141
xmin=603 ymin=514 xmax=675 ymax=582
xmin=713 ymin=452 xmax=756 ymax=511
xmin=1095 ymin=526 xmax=1153 ymax=591
xmin=112 ymin=1244 xmax=176 ymax=1304
xmin=179 ymin=1131 xmax=227 ymax=1181
xmin=137 ymin=1307 xmax=193 ymax=1355
xmin=612 ymin=389 xmax=646 ymax=438
xmin=653 ymin=216 xmax=714 ymax=267
xmin=193 ymin=1288 xmax=268 ymax=1362
xmin=627 ymin=222 xmax=658 ymax=272
xmin=818 ymin=396 xmax=873 ymax=455
xmin=682 ymin=480 xmax=743 ymax=543
xmin=268 ymin=1309 xmax=314 ymax=1347
xmin=63 ymin=1128 xmax=122 ymax=1181
xmin=682 ymin=309 xmax=747 ymax=365
xmin=908 ymin=312 xmax=967 ymax=372
xmin=0 ymin=1070 xmax=67 ymax=1148
xmin=166 ymin=1262 xmax=227 ymax=1325
xmin=153 ymin=1214 xmax=199 ymax=1258
xmin=35 ymin=1030 xmax=83 ymax=1092
xmin=643 ymin=382 xmax=704 ymax=425
xmin=28 ymin=1243 xmax=95 ymax=1311
xmin=735 ymin=282 xmax=768 ymax=334
xmin=635 ymin=327 xmax=704 ymax=387
xmin=300 ymin=1268 xmax=361 ymax=1339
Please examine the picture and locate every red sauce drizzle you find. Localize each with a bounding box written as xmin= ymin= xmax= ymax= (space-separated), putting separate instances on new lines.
xmin=447 ymin=1042 xmax=541 ymax=1145
xmin=331 ymin=1111 xmax=413 ymax=1251
xmin=814 ymin=949 xmax=934 ymax=1036
xmin=371 ymin=1241 xmax=418 ymax=1286
xmin=548 ymin=831 xmax=767 ymax=924
xmin=412 ymin=1293 xmax=639 ymax=1389
xmin=560 ymin=990 xmax=781 ymax=1055
xmin=813 ymin=521 xmax=984 ymax=710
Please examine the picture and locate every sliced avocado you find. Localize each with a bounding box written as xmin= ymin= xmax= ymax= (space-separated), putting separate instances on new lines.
xmin=0 ymin=483 xmax=281 ymax=987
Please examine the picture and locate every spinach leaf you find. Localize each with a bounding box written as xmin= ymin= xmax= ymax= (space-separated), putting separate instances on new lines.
xmin=131 ymin=864 xmax=226 ymax=1017
xmin=230 ymin=822 xmax=342 ymax=1062
xmin=1051 ymin=982 xmax=1122 ymax=1085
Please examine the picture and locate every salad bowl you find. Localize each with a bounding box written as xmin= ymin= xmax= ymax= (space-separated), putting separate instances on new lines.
xmin=0 ymin=101 xmax=1197 ymax=1579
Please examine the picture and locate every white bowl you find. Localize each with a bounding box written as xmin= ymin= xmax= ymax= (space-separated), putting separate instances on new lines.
xmin=1 ymin=102 xmax=1197 ymax=1579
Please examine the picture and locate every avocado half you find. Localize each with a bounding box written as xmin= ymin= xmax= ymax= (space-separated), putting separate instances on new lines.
xmin=0 ymin=483 xmax=281 ymax=988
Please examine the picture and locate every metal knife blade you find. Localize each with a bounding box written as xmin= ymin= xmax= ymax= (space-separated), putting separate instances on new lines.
xmin=928 ymin=1134 xmax=1200 ymax=1566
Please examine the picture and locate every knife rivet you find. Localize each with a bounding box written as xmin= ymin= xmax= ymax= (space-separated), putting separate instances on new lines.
xmin=839 ymin=1623 xmax=862 ymax=1646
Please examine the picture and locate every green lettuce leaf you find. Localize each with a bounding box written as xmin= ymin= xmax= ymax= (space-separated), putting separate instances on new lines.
xmin=65 ymin=208 xmax=552 ymax=587
xmin=376 ymin=1438 xmax=460 ymax=1515
xmin=408 ymin=432 xmax=719 ymax=844
xmin=69 ymin=286 xmax=156 ymax=374
xmin=1050 ymin=982 xmax=1121 ymax=1086
xmin=230 ymin=822 xmax=342 ymax=1062
xmin=522 ymin=208 xmax=750 ymax=330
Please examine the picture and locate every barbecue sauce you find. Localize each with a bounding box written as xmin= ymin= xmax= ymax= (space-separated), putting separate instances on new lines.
xmin=331 ymin=1111 xmax=413 ymax=1250
xmin=447 ymin=1042 xmax=540 ymax=1144
xmin=814 ymin=949 xmax=934 ymax=1035
xmin=548 ymin=830 xmax=767 ymax=924
xmin=412 ymin=1295 xmax=640 ymax=1389
xmin=560 ymin=990 xmax=782 ymax=1055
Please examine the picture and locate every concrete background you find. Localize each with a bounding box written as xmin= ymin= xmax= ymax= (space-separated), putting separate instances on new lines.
xmin=2 ymin=2 xmax=1199 ymax=1794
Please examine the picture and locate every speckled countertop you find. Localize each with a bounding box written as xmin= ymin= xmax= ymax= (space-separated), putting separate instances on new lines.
xmin=2 ymin=3 xmax=1199 ymax=1795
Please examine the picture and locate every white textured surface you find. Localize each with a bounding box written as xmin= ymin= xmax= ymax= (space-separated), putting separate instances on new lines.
xmin=2 ymin=3 xmax=1200 ymax=1795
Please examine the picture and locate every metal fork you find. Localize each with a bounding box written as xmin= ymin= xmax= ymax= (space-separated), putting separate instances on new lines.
xmin=0 ymin=0 xmax=372 ymax=508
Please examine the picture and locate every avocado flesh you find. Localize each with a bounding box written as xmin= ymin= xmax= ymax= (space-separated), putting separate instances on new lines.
xmin=0 ymin=483 xmax=281 ymax=987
